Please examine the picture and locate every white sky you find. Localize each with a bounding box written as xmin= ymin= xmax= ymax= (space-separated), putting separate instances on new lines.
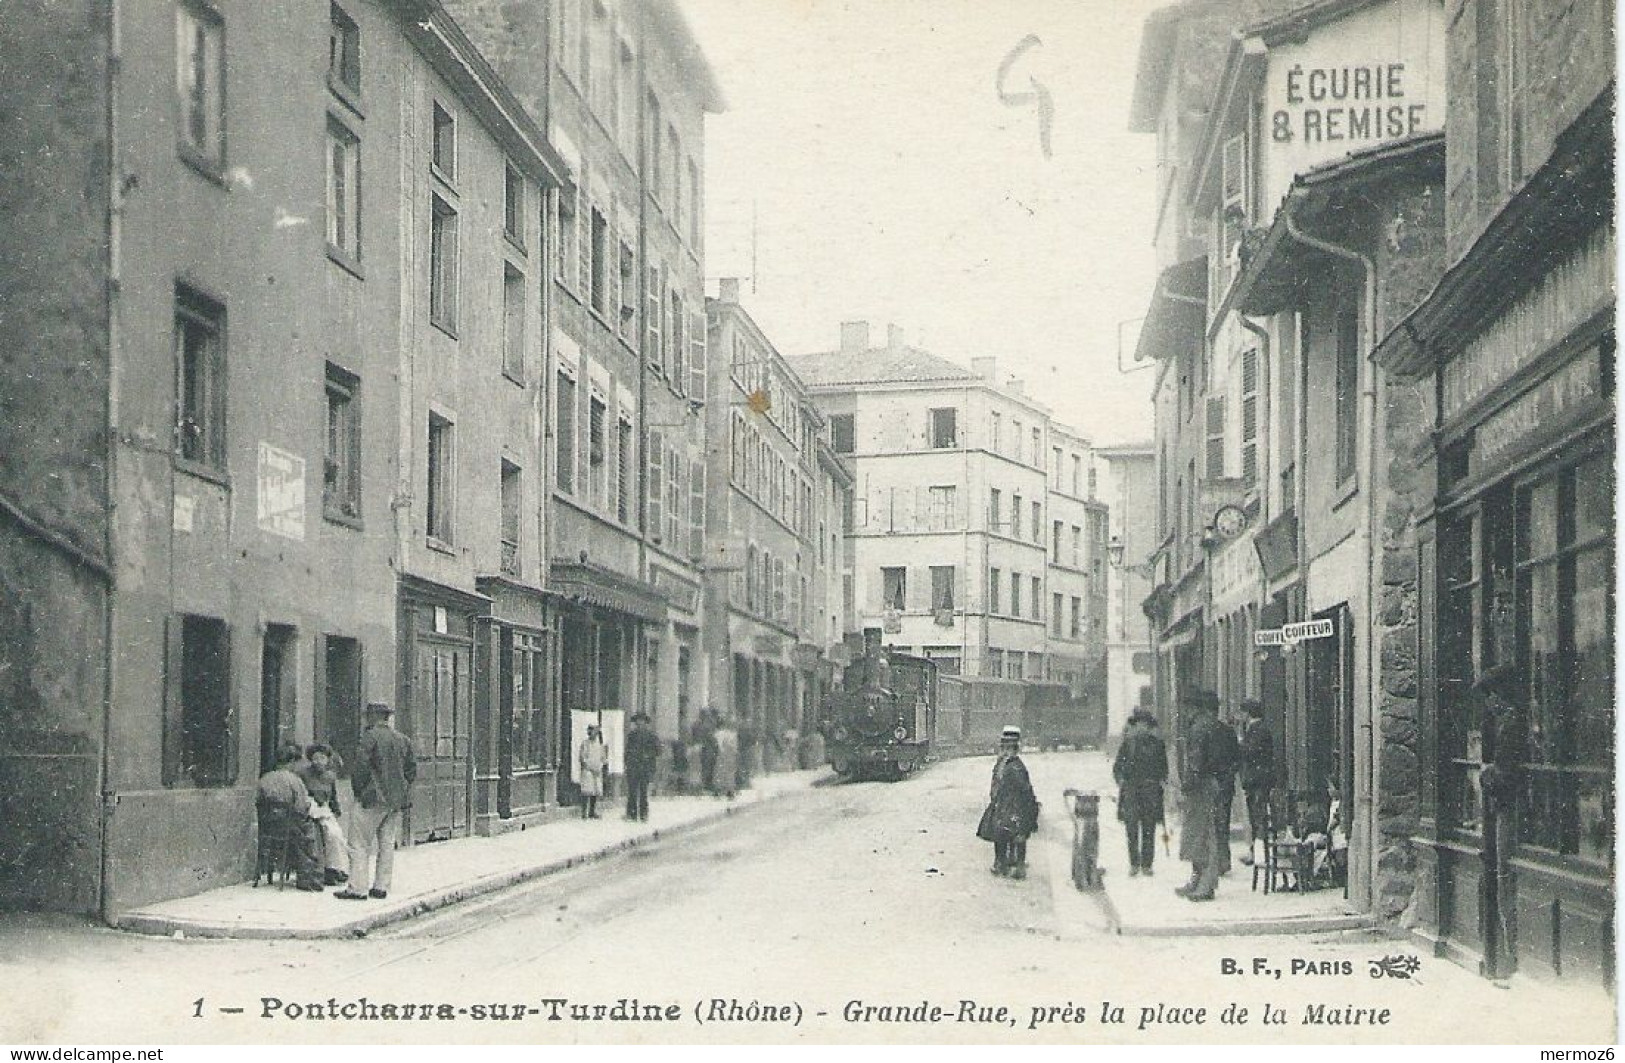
xmin=683 ymin=0 xmax=1170 ymax=446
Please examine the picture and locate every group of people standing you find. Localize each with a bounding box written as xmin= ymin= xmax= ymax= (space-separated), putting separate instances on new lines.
xmin=1111 ymin=691 xmax=1275 ymax=901
xmin=254 ymin=700 xmax=417 ymax=902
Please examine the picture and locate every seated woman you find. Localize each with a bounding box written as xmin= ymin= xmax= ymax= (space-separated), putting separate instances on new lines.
xmin=296 ymin=743 xmax=349 ymax=887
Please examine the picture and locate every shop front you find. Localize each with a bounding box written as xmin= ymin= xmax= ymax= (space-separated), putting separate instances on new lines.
xmin=397 ymin=575 xmax=488 ymax=844
xmin=549 ymin=560 xmax=667 ymax=807
xmin=473 ymin=577 xmax=562 ymax=833
xmin=1382 ymin=122 xmax=1615 ymax=983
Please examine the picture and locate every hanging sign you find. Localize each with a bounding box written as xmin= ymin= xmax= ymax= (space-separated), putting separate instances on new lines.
xmin=1255 ymin=618 xmax=1335 ymax=646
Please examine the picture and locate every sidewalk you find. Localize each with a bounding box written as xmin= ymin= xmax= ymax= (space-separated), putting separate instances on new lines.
xmin=1028 ymin=752 xmax=1369 ymax=937
xmin=114 ymin=770 xmax=824 ymax=941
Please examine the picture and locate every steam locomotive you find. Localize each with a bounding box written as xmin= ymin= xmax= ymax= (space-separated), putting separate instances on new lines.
xmin=823 ymin=630 xmax=938 ymax=780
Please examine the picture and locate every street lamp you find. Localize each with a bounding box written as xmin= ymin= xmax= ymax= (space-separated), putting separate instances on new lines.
xmin=1107 ymin=535 xmax=1155 ymax=578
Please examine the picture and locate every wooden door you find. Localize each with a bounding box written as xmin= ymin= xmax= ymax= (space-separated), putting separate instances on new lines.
xmin=412 ymin=638 xmax=471 ymax=841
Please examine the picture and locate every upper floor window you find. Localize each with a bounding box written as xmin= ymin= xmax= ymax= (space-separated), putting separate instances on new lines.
xmin=426 ymin=412 xmax=455 ymax=545
xmin=830 ymin=414 xmax=855 ymax=454
xmin=431 ymin=102 xmax=456 ymax=180
xmin=881 ymin=567 xmax=907 ymax=611
xmin=1335 ymin=304 xmax=1359 ymax=484
xmin=504 ymin=164 xmax=525 ymax=249
xmin=176 ymin=0 xmax=225 ymax=173
xmin=324 ymin=363 xmax=361 ymax=523
xmin=326 ymin=119 xmax=361 ymax=263
xmin=175 ymin=286 xmax=227 ymax=471
xmin=929 ymin=407 xmax=958 ymax=449
xmin=429 ymin=194 xmax=458 ymax=333
xmin=328 ymin=3 xmax=360 ymax=99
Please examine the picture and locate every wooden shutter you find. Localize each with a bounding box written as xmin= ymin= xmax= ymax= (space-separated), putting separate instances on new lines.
xmin=688 ymin=458 xmax=705 ymax=561
xmin=673 ymin=293 xmax=687 ymax=396
xmin=647 ymin=428 xmax=664 ymax=539
xmin=1205 ymin=395 xmax=1226 ymax=480
xmin=688 ymin=307 xmax=707 ymax=402
xmin=1241 ymin=348 xmax=1259 ymax=485
xmin=1222 ymin=134 xmax=1246 ymax=213
xmin=645 ymin=262 xmax=662 ymax=369
xmin=576 ymin=187 xmax=592 ymax=294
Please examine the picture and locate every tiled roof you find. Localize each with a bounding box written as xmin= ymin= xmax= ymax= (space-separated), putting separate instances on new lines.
xmin=785 ymin=347 xmax=980 ymax=388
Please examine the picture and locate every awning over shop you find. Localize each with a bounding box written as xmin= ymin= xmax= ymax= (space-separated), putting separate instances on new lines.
xmin=549 ymin=561 xmax=668 ymax=623
xmin=1133 ymin=256 xmax=1209 ymax=364
xmin=1223 ymin=132 xmax=1445 ymax=322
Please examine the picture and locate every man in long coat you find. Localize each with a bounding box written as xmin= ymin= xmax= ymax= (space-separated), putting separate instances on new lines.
xmin=1176 ymin=690 xmax=1232 ymax=901
xmin=985 ymin=726 xmax=1040 ymax=879
xmin=1113 ymin=709 xmax=1168 ymax=876
xmin=1238 ymin=699 xmax=1275 ymax=865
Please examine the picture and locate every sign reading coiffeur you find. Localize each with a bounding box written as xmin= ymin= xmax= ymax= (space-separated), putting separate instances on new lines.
xmin=1270 ymin=63 xmax=1427 ymax=146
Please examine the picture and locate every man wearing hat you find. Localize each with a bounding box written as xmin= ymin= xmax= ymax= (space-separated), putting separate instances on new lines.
xmin=1238 ymin=699 xmax=1275 ymax=866
xmin=1113 ymin=709 xmax=1168 ymax=876
xmin=335 ymin=702 xmax=417 ymax=901
xmin=624 ymin=712 xmax=660 ymax=822
xmin=979 ymin=726 xmax=1040 ymax=879
xmin=1175 ymin=690 xmax=1233 ymax=901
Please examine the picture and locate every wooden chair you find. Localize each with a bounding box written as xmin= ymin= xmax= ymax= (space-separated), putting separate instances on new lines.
xmin=253 ymin=800 xmax=300 ymax=889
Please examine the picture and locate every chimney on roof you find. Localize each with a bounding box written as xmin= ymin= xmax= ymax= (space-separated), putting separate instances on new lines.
xmin=719 ymin=277 xmax=741 ymax=303
xmin=887 ymin=324 xmax=905 ymax=351
xmin=840 ymin=321 xmax=870 ymax=354
xmin=1008 ymin=378 xmax=1026 ymax=397
xmin=971 ymin=357 xmax=997 ymax=382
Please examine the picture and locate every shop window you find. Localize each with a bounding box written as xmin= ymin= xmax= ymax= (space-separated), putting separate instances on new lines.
xmin=1513 ymin=455 xmax=1614 ymax=864
xmin=512 ymin=631 xmax=550 ymax=771
xmin=164 ymin=614 xmax=234 ymax=788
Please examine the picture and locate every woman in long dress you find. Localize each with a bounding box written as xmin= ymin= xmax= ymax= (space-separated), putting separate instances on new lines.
xmin=578 ymin=725 xmax=608 ymax=819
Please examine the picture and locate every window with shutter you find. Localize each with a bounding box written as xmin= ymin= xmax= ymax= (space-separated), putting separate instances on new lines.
xmin=646 ymin=429 xmax=663 ymax=538
xmin=688 ymin=307 xmax=707 ymax=401
xmin=666 ymin=445 xmax=681 ymax=546
xmin=1221 ymin=133 xmax=1246 ymax=215
xmin=688 ymin=458 xmax=705 ymax=560
xmin=616 ymin=415 xmax=632 ymax=523
xmin=1240 ymin=348 xmax=1259 ymax=485
xmin=1205 ymin=395 xmax=1226 ymax=479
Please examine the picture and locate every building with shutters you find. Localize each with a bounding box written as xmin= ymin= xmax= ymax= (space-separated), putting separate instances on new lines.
xmin=704 ymin=281 xmax=855 ymax=763
xmin=445 ymin=0 xmax=723 ymax=806
xmin=0 ymin=0 xmax=569 ymax=912
xmin=787 ymin=327 xmax=1107 ymax=704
